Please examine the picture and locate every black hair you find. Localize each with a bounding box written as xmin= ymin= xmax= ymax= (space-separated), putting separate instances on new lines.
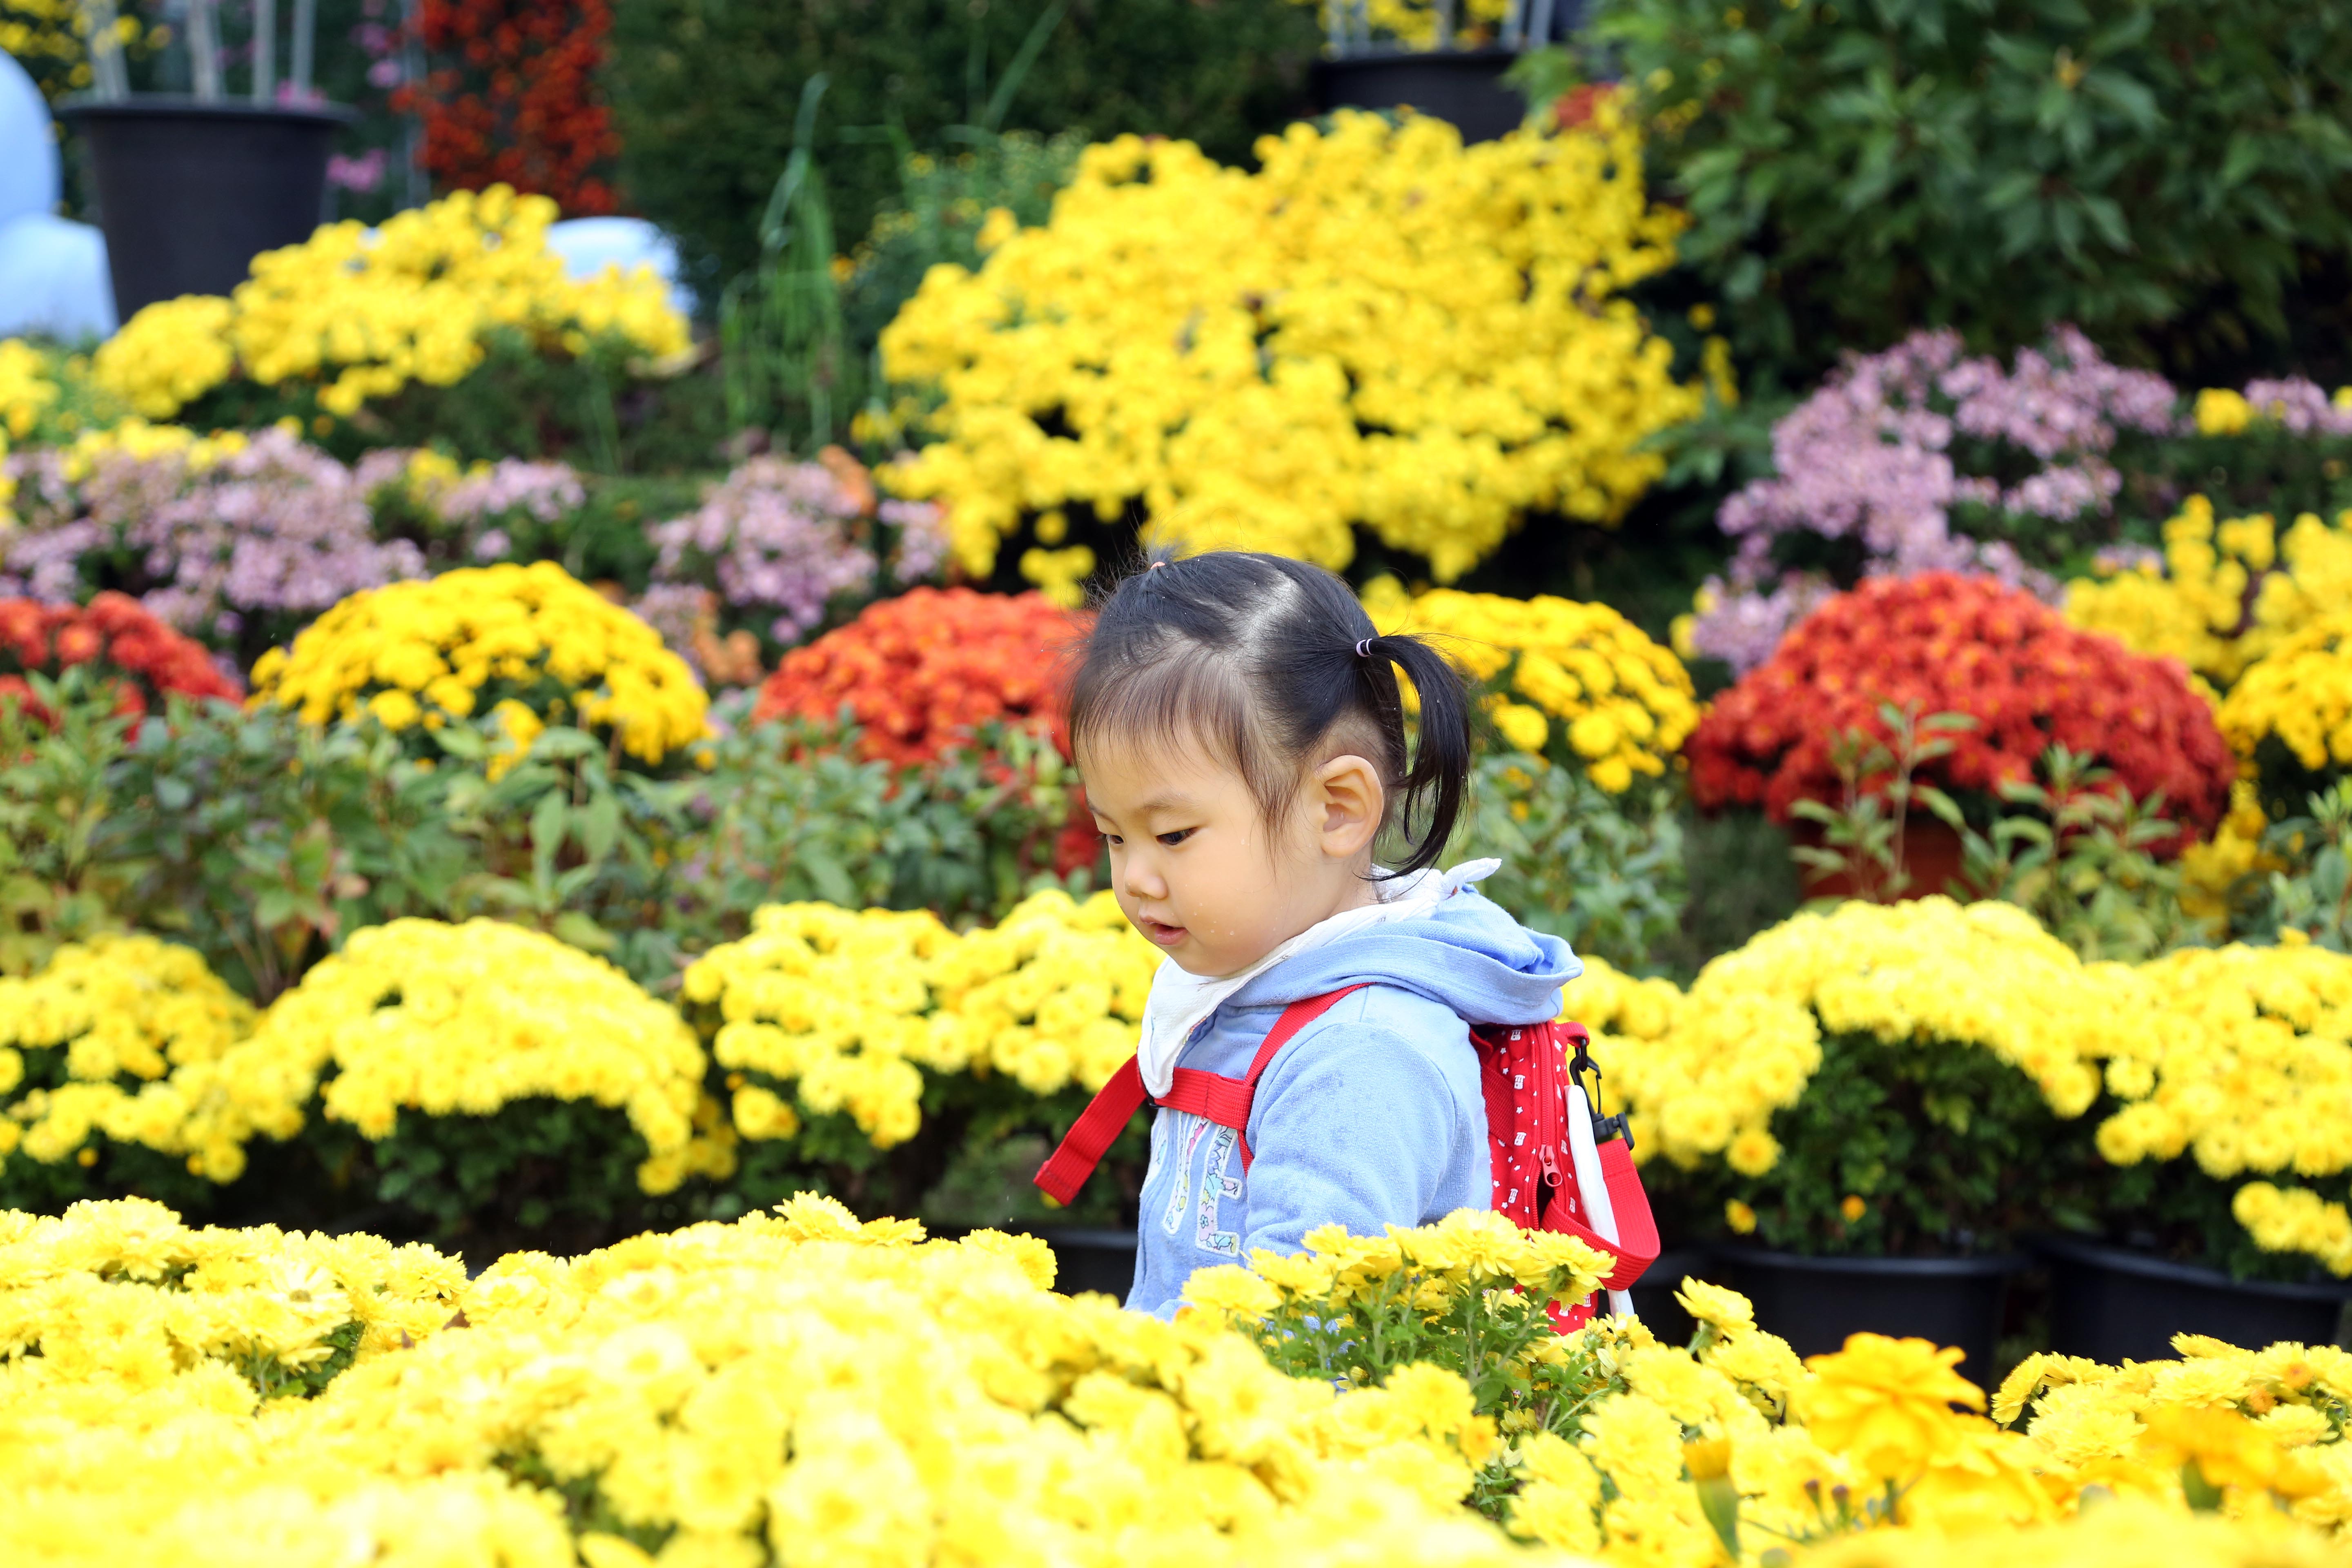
xmin=1066 ymin=550 xmax=1473 ymax=878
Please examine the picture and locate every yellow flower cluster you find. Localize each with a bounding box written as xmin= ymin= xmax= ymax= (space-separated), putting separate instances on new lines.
xmin=0 ymin=936 xmax=254 ymax=1174
xmin=3 ymin=1196 xmax=1548 ymax=1568
xmin=0 ymin=1197 xmax=463 ymax=1407
xmin=1281 ymin=0 xmax=1513 ymax=50
xmin=2095 ymin=942 xmax=2352 ymax=1274
xmin=684 ymin=889 xmax=1160 ymax=1149
xmin=1183 ymin=1204 xmax=1613 ymax=1327
xmin=250 ymin=561 xmax=708 ymax=768
xmin=1563 ymin=956 xmax=1821 ymax=1177
xmin=2217 ymin=612 xmax=2352 ymax=778
xmin=2194 ymin=384 xmax=2352 ymax=437
xmin=882 ymin=109 xmax=1702 ymax=586
xmin=172 ymin=919 xmax=722 ymax=1194
xmin=0 ymin=335 xmax=58 ymax=442
xmin=1362 ymin=577 xmax=1699 ymax=792
xmin=2065 ymin=496 xmax=2352 ymax=686
xmin=1578 ymin=899 xmax=2159 ymax=1179
xmin=90 ymin=186 xmax=691 ymax=421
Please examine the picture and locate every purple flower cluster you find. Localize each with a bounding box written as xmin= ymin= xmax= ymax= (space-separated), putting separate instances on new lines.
xmin=2238 ymin=379 xmax=2352 ymax=437
xmin=2 ymin=428 xmax=427 ymax=646
xmin=639 ymin=458 xmax=949 ymax=675
xmin=1690 ymin=327 xmax=2180 ymax=672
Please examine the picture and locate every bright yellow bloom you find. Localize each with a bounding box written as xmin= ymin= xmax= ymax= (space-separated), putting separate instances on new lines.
xmin=2067 ymin=495 xmax=2352 ymax=686
xmin=92 ymin=186 xmax=688 ymax=422
xmin=0 ymin=936 xmax=254 ymax=1174
xmin=882 ymin=111 xmax=1703 ymax=583
xmin=1363 ymin=577 xmax=1699 ymax=791
xmin=1799 ymin=1333 xmax=1985 ymax=1481
xmin=251 ymin=562 xmax=708 ymax=768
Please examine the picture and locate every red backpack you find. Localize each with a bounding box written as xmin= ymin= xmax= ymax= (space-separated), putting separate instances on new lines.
xmin=1034 ymin=985 xmax=1659 ymax=1326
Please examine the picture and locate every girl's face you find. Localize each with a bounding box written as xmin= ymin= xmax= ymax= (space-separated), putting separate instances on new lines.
xmin=1081 ymin=734 xmax=1385 ymax=978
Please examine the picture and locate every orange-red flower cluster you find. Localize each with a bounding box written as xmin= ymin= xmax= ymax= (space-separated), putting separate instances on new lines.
xmin=755 ymin=587 xmax=1080 ymax=768
xmin=0 ymin=593 xmax=243 ymax=723
xmin=1686 ymin=572 xmax=2232 ymax=848
xmin=395 ymin=0 xmax=620 ymax=216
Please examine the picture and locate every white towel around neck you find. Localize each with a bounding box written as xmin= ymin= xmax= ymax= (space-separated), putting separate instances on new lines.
xmin=1133 ymin=858 xmax=1501 ymax=1098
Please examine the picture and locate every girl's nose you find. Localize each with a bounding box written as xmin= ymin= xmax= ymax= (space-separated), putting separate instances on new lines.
xmin=1120 ymin=855 xmax=1166 ymax=902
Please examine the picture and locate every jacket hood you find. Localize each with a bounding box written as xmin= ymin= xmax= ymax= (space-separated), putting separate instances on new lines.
xmin=1223 ymin=885 xmax=1577 ymax=1027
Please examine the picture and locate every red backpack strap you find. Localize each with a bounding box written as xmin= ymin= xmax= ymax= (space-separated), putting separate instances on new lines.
xmin=1031 ymin=984 xmax=1367 ymax=1203
xmin=1033 ymin=1056 xmax=1147 ymax=1207
xmin=1156 ymin=984 xmax=1367 ymax=1173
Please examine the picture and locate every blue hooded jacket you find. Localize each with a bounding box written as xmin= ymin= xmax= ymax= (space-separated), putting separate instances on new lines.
xmin=1124 ymin=885 xmax=1579 ymax=1318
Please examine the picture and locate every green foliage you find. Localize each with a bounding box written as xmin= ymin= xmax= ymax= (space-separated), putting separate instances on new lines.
xmin=0 ymin=675 xmax=143 ymax=976
xmin=1931 ymin=744 xmax=2198 ymax=962
xmin=2232 ymin=780 xmax=2352 ymax=953
xmin=100 ymin=697 xmax=464 ymax=1004
xmin=720 ymin=113 xmax=1087 ymax=454
xmin=1459 ymin=755 xmax=1687 ymax=976
xmin=1586 ymin=0 xmax=2352 ymax=392
xmin=1787 ymin=703 xmax=1975 ymax=904
xmin=350 ymin=1098 xmax=653 ymax=1240
xmin=177 ymin=334 xmax=731 ymax=476
xmin=1717 ymin=1029 xmax=2098 ymax=1256
xmin=605 ymin=0 xmax=1321 ymax=303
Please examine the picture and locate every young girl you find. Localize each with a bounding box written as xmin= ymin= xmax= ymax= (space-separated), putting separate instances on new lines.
xmin=1061 ymin=550 xmax=1581 ymax=1317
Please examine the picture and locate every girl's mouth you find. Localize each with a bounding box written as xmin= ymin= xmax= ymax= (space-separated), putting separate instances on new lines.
xmin=1137 ymin=916 xmax=1187 ymax=948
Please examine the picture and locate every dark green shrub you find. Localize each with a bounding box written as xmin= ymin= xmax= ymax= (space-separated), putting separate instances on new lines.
xmin=605 ymin=0 xmax=1322 ymax=301
xmin=1587 ymin=0 xmax=2352 ymax=392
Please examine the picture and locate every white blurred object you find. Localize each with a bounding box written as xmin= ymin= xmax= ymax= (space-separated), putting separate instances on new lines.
xmin=546 ymin=217 xmax=695 ymax=318
xmin=0 ymin=51 xmax=60 ymax=226
xmin=0 ymin=53 xmax=117 ymax=340
xmin=0 ymin=214 xmax=118 ymax=339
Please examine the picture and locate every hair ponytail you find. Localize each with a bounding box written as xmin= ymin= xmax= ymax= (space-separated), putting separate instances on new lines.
xmin=1359 ymin=633 xmax=1472 ymax=876
xmin=1069 ymin=550 xmax=1477 ymax=881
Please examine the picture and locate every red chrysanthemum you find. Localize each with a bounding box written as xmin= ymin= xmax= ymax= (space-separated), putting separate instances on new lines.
xmin=0 ymin=593 xmax=243 ymax=723
xmin=756 ymin=588 xmax=1098 ymax=877
xmin=755 ymin=588 xmax=1082 ymax=767
xmin=1686 ymin=573 xmax=2232 ymax=851
xmin=393 ymin=0 xmax=621 ymax=216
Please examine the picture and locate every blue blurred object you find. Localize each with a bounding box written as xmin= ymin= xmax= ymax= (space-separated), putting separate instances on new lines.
xmin=547 ymin=216 xmax=696 ymax=320
xmin=0 ymin=53 xmax=118 ymax=341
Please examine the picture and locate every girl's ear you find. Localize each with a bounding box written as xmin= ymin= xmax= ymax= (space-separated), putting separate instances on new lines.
xmin=1311 ymin=753 xmax=1385 ymax=860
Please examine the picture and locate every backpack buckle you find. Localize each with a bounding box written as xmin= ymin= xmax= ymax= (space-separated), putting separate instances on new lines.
xmin=1591 ymin=1109 xmax=1634 ymax=1153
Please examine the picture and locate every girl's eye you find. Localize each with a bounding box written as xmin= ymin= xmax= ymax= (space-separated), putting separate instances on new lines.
xmin=1099 ymin=831 xmax=1122 ymax=846
xmin=1156 ymin=829 xmax=1195 ymax=847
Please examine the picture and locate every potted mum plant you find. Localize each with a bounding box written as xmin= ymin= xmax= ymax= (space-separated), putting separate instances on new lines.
xmin=1686 ymin=572 xmax=2234 ymax=901
xmin=2047 ymin=940 xmax=2352 ymax=1362
xmin=1568 ymin=895 xmax=2156 ymax=1379
xmin=63 ymin=0 xmax=353 ymax=316
xmin=1309 ymin=0 xmax=1586 ymax=143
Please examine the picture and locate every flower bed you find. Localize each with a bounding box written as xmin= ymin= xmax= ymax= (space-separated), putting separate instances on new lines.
xmin=1362 ymin=578 xmax=1698 ymax=794
xmin=881 ymin=109 xmax=1704 ymax=588
xmin=2067 ymin=497 xmax=2352 ymax=688
xmin=1686 ymin=573 xmax=2233 ymax=846
xmin=0 ymin=592 xmax=241 ymax=719
xmin=11 ymin=1199 xmax=2350 ymax=1566
xmin=754 ymin=586 xmax=1077 ymax=766
xmin=86 ymin=186 xmax=687 ymax=425
xmin=249 ymin=561 xmax=707 ymax=769
xmin=2 ymin=1198 xmax=1541 ymax=1568
xmin=2217 ymin=612 xmax=2352 ymax=817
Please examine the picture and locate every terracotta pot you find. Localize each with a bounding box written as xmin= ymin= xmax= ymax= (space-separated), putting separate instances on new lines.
xmin=1791 ymin=816 xmax=1971 ymax=902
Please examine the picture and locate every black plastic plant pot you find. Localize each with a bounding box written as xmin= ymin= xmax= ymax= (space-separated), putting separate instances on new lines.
xmin=62 ymin=96 xmax=355 ymax=318
xmin=2039 ymin=1235 xmax=2352 ymax=1362
xmin=1718 ymin=1248 xmax=2027 ymax=1382
xmin=1312 ymin=49 xmax=1524 ymax=145
xmin=1027 ymin=1226 xmax=1138 ymax=1303
xmin=1627 ymin=1247 xmax=1712 ymax=1346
